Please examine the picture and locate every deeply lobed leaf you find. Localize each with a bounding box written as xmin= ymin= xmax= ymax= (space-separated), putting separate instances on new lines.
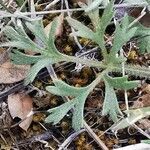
xmin=66 ymin=17 xmax=97 ymax=42
xmin=135 ymin=23 xmax=150 ymax=53
xmin=67 ymin=1 xmax=114 ymax=51
xmin=1 ymin=1 xmax=149 ymax=132
xmin=1 ymin=17 xmax=67 ymax=84
xmin=102 ymin=79 xmax=123 ymax=122
xmin=2 ymin=25 xmax=44 ymax=53
xmin=104 ymin=75 xmax=139 ymax=90
xmin=46 ymin=79 xmax=88 ymax=97
xmin=10 ymin=51 xmax=43 ymax=65
xmin=25 ymin=20 xmax=48 ymax=47
xmin=45 ymin=100 xmax=75 ymax=124
xmin=46 ymin=79 xmax=90 ymax=130
xmin=109 ymin=15 xmax=137 ymax=58
xmin=111 ymin=107 xmax=150 ymax=132
xmin=102 ymin=74 xmax=139 ymax=121
xmin=24 ymin=58 xmax=52 ymax=85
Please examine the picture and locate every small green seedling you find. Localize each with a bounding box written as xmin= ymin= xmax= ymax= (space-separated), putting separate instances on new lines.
xmin=1 ymin=1 xmax=150 ymax=131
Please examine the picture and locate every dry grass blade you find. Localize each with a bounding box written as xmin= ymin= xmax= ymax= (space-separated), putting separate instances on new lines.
xmin=83 ymin=121 xmax=109 ymax=150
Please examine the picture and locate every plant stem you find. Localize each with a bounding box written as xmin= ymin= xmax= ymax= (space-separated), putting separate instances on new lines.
xmin=63 ymin=54 xmax=106 ymax=68
xmin=63 ymin=52 xmax=150 ymax=80
xmin=120 ymin=48 xmax=129 ymax=115
xmin=88 ymin=68 xmax=110 ymax=91
xmin=113 ymin=64 xmax=150 ymax=79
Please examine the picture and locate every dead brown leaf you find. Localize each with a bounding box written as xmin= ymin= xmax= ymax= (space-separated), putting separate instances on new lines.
xmin=8 ymin=93 xmax=33 ymax=131
xmin=0 ymin=61 xmax=30 ymax=84
xmin=0 ymin=48 xmax=9 ymax=64
xmin=141 ymin=84 xmax=150 ymax=95
xmin=133 ymin=94 xmax=150 ymax=108
xmin=138 ymin=119 xmax=150 ymax=129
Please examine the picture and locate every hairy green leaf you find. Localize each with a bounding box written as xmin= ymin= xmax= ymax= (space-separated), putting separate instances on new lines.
xmin=45 ymin=100 xmax=75 ymax=124
xmin=85 ymin=0 xmax=103 ymax=12
xmin=25 ymin=58 xmax=52 ymax=85
xmin=1 ymin=26 xmax=44 ymax=53
xmin=102 ymin=79 xmax=123 ymax=122
xmin=102 ymin=72 xmax=139 ymax=122
xmin=110 ymin=15 xmax=137 ymax=57
xmin=46 ymin=79 xmax=88 ymax=97
xmin=104 ymin=75 xmax=139 ymax=90
xmin=25 ymin=20 xmax=48 ymax=46
xmin=45 ymin=91 xmax=89 ymax=131
xmin=113 ymin=64 xmax=150 ymax=80
xmin=78 ymin=0 xmax=100 ymax=29
xmin=96 ymin=1 xmax=114 ymax=50
xmin=96 ymin=1 xmax=114 ymax=34
xmin=46 ymin=79 xmax=91 ymax=130
xmin=66 ymin=17 xmax=97 ymax=42
xmin=135 ymin=24 xmax=150 ymax=53
xmin=67 ymin=1 xmax=114 ymax=51
xmin=111 ymin=107 xmax=150 ymax=131
xmin=1 ymin=0 xmax=149 ymax=132
xmin=47 ymin=18 xmax=64 ymax=56
xmin=46 ymin=80 xmax=90 ymax=130
xmin=1 ymin=17 xmax=68 ymax=84
xmin=72 ymin=93 xmax=88 ymax=131
xmin=10 ymin=51 xmax=43 ymax=65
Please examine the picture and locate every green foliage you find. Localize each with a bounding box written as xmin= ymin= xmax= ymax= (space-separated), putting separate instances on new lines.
xmin=1 ymin=1 xmax=150 ymax=131
xmin=104 ymin=75 xmax=139 ymax=90
xmin=66 ymin=17 xmax=97 ymax=43
xmin=46 ymin=79 xmax=88 ymax=97
xmin=46 ymin=79 xmax=89 ymax=130
xmin=2 ymin=18 xmax=99 ymax=84
xmin=135 ymin=24 xmax=150 ymax=53
xmin=45 ymin=100 xmax=75 ymax=125
xmin=108 ymin=15 xmax=137 ymax=59
xmin=2 ymin=25 xmax=44 ymax=53
xmin=79 ymin=0 xmax=100 ymax=29
xmin=46 ymin=71 xmax=106 ymax=130
xmin=24 ymin=58 xmax=52 ymax=85
xmin=102 ymin=79 xmax=123 ymax=122
xmin=1 ymin=18 xmax=65 ymax=85
xmin=114 ymin=64 xmax=150 ymax=79
xmin=85 ymin=0 xmax=109 ymax=12
xmin=11 ymin=50 xmax=44 ymax=65
xmin=96 ymin=1 xmax=114 ymax=51
xmin=111 ymin=107 xmax=150 ymax=132
xmin=67 ymin=1 xmax=114 ymax=52
xmin=102 ymin=75 xmax=139 ymax=121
